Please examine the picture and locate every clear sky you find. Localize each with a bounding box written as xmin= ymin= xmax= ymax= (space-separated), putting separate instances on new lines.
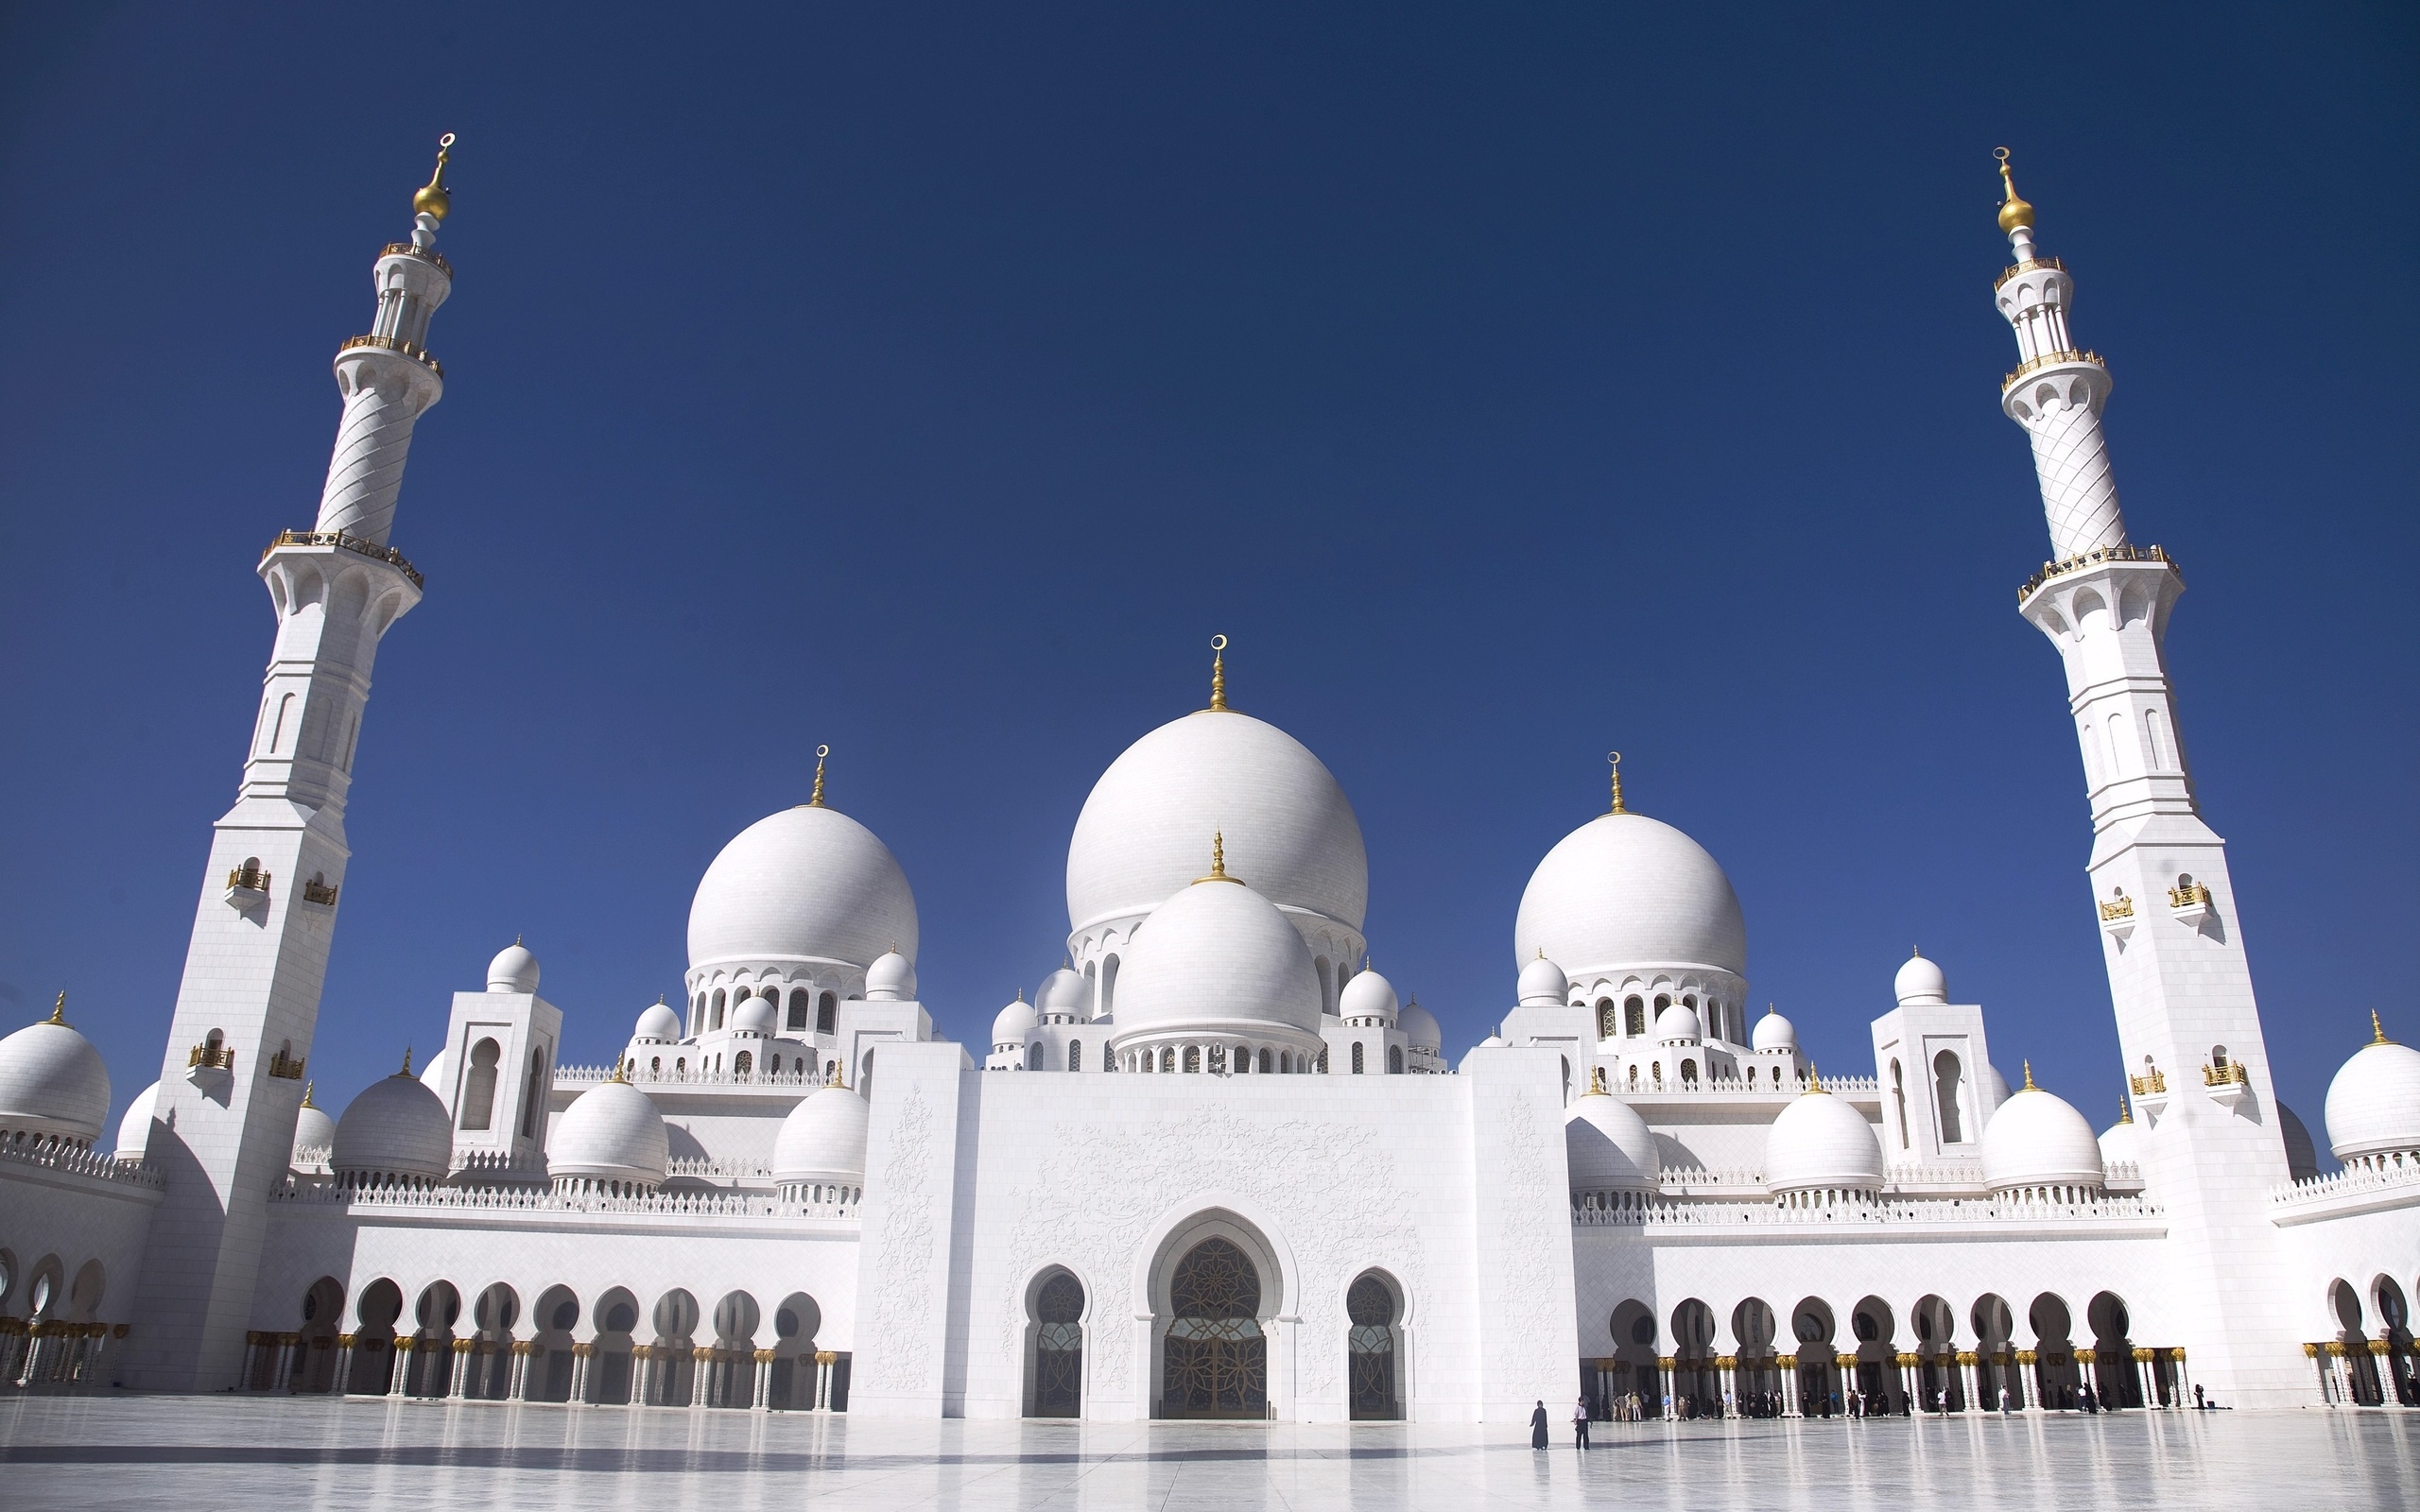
xmin=2 ymin=5 xmax=2413 ymax=1152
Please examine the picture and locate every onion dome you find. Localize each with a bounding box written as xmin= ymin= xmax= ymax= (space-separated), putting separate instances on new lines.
xmin=1110 ymin=859 xmax=1323 ymax=1041
xmin=688 ymin=804 xmax=919 ymax=976
xmin=634 ymin=1000 xmax=683 ymax=1042
xmin=1400 ymin=997 xmax=1442 ymax=1051
xmin=1752 ymin=1007 xmax=1798 ymax=1053
xmin=2325 ymin=1013 xmax=2420 ymax=1164
xmin=992 ymin=993 xmax=1037 ymax=1049
xmin=1764 ymin=1077 xmax=1885 ymax=1196
xmin=1066 ymin=706 xmax=1367 ymax=938
xmin=290 ymin=1083 xmax=337 ymax=1170
xmin=1516 ymin=954 xmax=1569 ymax=1008
xmin=332 ymin=1054 xmax=453 ymax=1183
xmin=487 ymin=939 xmax=541 ymax=994
xmin=1979 ymin=1066 xmax=2105 ymax=1194
xmin=115 ymin=1081 xmax=160 ymax=1161
xmin=1654 ymin=1003 xmax=1703 ymax=1044
xmin=731 ymin=992 xmax=778 ymax=1037
xmin=1565 ymin=1082 xmax=1661 ymax=1192
xmin=547 ymin=1075 xmax=670 ymax=1192
xmin=1340 ymin=967 xmax=1399 ymax=1024
xmin=0 ymin=996 xmax=112 ymax=1145
xmin=2098 ymin=1101 xmax=2140 ymax=1171
xmin=773 ymin=1084 xmax=870 ymax=1191
xmin=866 ymin=950 xmax=918 ymax=1003
xmin=2277 ymin=1101 xmax=2322 ymax=1183
xmin=1037 ymin=967 xmax=1089 ymax=1020
xmin=1894 ymin=949 xmax=1948 ymax=1007
xmin=1514 ymin=811 xmax=1746 ymax=983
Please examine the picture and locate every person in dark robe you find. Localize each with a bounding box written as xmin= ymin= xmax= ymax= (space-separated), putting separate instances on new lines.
xmin=1530 ymin=1400 xmax=1549 ymax=1449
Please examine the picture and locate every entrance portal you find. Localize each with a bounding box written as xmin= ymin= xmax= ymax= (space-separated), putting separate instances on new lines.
xmin=1161 ymin=1237 xmax=1267 ymax=1418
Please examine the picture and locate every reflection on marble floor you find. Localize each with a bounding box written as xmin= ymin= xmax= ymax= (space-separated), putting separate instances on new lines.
xmin=2 ymin=1397 xmax=2415 ymax=1510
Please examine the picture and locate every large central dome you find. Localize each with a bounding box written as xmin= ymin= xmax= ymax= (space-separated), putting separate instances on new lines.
xmin=1515 ymin=811 xmax=1746 ymax=979
xmin=689 ymin=804 xmax=919 ymax=973
xmin=1067 ymin=710 xmax=1367 ymax=936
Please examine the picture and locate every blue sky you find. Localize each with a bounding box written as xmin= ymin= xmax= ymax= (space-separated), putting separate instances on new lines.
xmin=2 ymin=5 xmax=2413 ymax=1149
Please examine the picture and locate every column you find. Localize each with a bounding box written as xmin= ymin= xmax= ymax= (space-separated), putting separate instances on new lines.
xmin=752 ymin=1349 xmax=773 ymax=1411
xmin=447 ymin=1339 xmax=471 ymax=1399
xmin=569 ymin=1342 xmax=592 ymax=1405
xmin=274 ymin=1333 xmax=300 ymax=1392
xmin=2137 ymin=1348 xmax=2160 ymax=1408
xmin=2328 ymin=1344 xmax=2354 ymax=1405
xmin=2014 ymin=1350 xmax=2037 ymax=1410
xmin=1718 ymin=1357 xmax=1737 ymax=1417
xmin=2306 ymin=1345 xmax=2330 ymax=1405
xmin=814 ymin=1350 xmax=834 ymax=1411
xmin=2172 ymin=1349 xmax=2192 ymax=1408
xmin=691 ymin=1347 xmax=712 ymax=1407
xmin=1778 ymin=1355 xmax=1799 ymax=1417
xmin=509 ymin=1342 xmax=530 ymax=1400
xmin=332 ymin=1334 xmax=354 ymax=1395
xmin=1657 ymin=1356 xmax=1676 ymax=1416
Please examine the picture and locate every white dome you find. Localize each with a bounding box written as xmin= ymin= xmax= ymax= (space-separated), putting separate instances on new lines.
xmin=867 ymin=950 xmax=918 ymax=1003
xmin=292 ymin=1096 xmax=337 ymax=1168
xmin=773 ymin=1085 xmax=871 ymax=1186
xmin=1980 ymin=1080 xmax=2105 ymax=1192
xmin=1752 ymin=1008 xmax=1798 ymax=1053
xmin=332 ymin=1070 xmax=453 ymax=1181
xmin=992 ymin=995 xmax=1036 ymax=1048
xmin=419 ymin=1045 xmax=452 ymax=1094
xmin=1400 ymin=999 xmax=1442 ymax=1051
xmin=1066 ymin=710 xmax=1367 ymax=936
xmin=1113 ymin=875 xmax=1324 ymax=1040
xmin=487 ymin=941 xmax=541 ymax=994
xmin=2278 ymin=1100 xmax=2322 ymax=1182
xmin=1037 ymin=967 xmax=1089 ymax=1017
xmin=0 ymin=1010 xmax=112 ymax=1143
xmin=1763 ymin=1087 xmax=1884 ymax=1194
xmin=634 ymin=1001 xmax=683 ymax=1041
xmin=1565 ymin=1091 xmax=1660 ymax=1192
xmin=115 ymin=1081 xmax=160 ymax=1161
xmin=1514 ymin=812 xmax=1746 ymax=980
xmin=1340 ymin=968 xmax=1399 ymax=1023
xmin=2325 ymin=1028 xmax=2420 ymax=1161
xmin=1894 ymin=950 xmax=1947 ymax=1006
xmin=1516 ymin=955 xmax=1569 ymax=1008
xmin=2098 ymin=1109 xmax=2140 ymax=1171
xmin=1654 ymin=1004 xmax=1703 ymax=1043
xmin=549 ymin=1077 xmax=669 ymax=1186
xmin=732 ymin=993 xmax=779 ymax=1036
xmin=688 ymin=804 xmax=919 ymax=975
xmin=1984 ymin=1062 xmax=2011 ymax=1106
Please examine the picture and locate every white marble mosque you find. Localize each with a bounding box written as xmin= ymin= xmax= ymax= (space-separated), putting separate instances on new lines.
xmin=3 ymin=143 xmax=2416 ymax=1423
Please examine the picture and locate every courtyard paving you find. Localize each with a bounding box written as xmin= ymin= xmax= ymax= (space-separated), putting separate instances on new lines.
xmin=2 ymin=1396 xmax=2414 ymax=1510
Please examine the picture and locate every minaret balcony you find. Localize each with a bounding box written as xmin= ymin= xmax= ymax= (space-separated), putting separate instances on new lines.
xmin=2000 ymin=347 xmax=2103 ymax=393
xmin=378 ymin=241 xmax=453 ymax=278
xmin=224 ymin=864 xmax=270 ymax=909
xmin=2168 ymin=882 xmax=2214 ymax=929
xmin=2098 ymin=892 xmax=2136 ymax=945
xmin=260 ymin=529 xmax=425 ymax=589
xmin=2202 ymin=1059 xmax=2252 ymax=1111
xmin=337 ymin=333 xmax=444 ymax=378
xmin=2016 ymin=543 xmax=2178 ymax=606
xmin=1993 ymin=254 xmax=2066 ymax=291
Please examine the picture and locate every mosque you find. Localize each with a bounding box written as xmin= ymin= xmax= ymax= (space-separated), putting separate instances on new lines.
xmin=2 ymin=142 xmax=2415 ymax=1420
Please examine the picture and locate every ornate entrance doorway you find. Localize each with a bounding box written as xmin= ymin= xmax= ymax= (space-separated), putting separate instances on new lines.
xmin=1030 ymin=1272 xmax=1084 ymax=1417
xmin=1161 ymin=1237 xmax=1267 ymax=1418
xmin=1347 ymin=1273 xmax=1401 ymax=1419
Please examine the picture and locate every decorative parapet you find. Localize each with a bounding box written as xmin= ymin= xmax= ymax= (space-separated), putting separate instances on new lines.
xmin=188 ymin=1039 xmax=237 ymax=1071
xmin=270 ymin=1176 xmax=854 ymax=1221
xmin=1572 ymin=1191 xmax=2160 ymax=1229
xmin=337 ymin=333 xmax=444 ymax=378
xmin=2270 ymin=1157 xmax=2420 ymax=1224
xmin=268 ymin=1049 xmax=307 ymax=1080
xmin=261 ymin=529 xmax=425 ymax=590
xmin=0 ymin=1135 xmax=164 ymax=1191
xmin=667 ymin=1156 xmax=773 ymax=1180
xmin=2130 ymin=1068 xmax=2167 ymax=1097
xmin=558 ymin=1062 xmax=830 ymax=1091
xmin=379 ymin=240 xmax=454 ymax=278
xmin=1656 ymin=1166 xmax=1767 ymax=1194
xmin=2017 ymin=542 xmax=2178 ymax=603
xmin=2099 ymin=896 xmax=2135 ymax=921
xmin=1993 ymin=255 xmax=2066 ymax=291
xmin=447 ymin=1149 xmax=549 ymax=1182
xmin=1883 ymin=1160 xmax=1990 ymax=1189
xmin=2103 ymin=1160 xmax=2143 ymax=1188
xmin=2001 ymin=347 xmax=2104 ymax=393
xmin=2201 ymin=1061 xmax=2249 ymax=1089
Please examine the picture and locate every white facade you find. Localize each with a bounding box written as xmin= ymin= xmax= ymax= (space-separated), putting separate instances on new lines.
xmin=4 ymin=148 xmax=2416 ymax=1419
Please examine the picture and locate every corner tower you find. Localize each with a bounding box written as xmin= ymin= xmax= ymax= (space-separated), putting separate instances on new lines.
xmin=125 ymin=139 xmax=458 ymax=1390
xmin=1993 ymin=150 xmax=2299 ymax=1403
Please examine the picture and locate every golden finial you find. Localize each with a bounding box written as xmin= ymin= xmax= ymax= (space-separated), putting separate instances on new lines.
xmin=809 ymin=745 xmax=829 ymax=807
xmin=2373 ymin=1009 xmax=2392 ymax=1046
xmin=826 ymin=1061 xmax=844 ymax=1088
xmin=1197 ymin=829 xmax=1240 ymax=885
xmin=2023 ymin=1059 xmax=2036 ymax=1091
xmin=47 ymin=991 xmax=66 ymax=1025
xmin=1607 ymin=751 xmax=1626 ymax=815
xmin=413 ymin=133 xmax=456 ymax=221
xmin=2117 ymin=1094 xmax=2131 ymax=1125
xmin=611 ymin=1057 xmax=629 ymax=1084
xmin=1807 ymin=1063 xmax=1824 ymax=1093
xmin=399 ymin=1046 xmax=414 ymax=1076
xmin=1588 ymin=1065 xmax=1609 ymax=1096
xmin=302 ymin=1080 xmax=318 ymax=1108
xmin=1994 ymin=146 xmax=2034 ymax=234
xmin=1208 ymin=635 xmax=1230 ymax=712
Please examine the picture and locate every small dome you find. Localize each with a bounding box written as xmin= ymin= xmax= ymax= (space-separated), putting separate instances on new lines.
xmin=1516 ymin=955 xmax=1569 ymax=1008
xmin=1984 ymin=1062 xmax=2011 ymax=1107
xmin=2277 ymin=1100 xmax=2322 ymax=1182
xmin=2098 ymin=1108 xmax=2140 ymax=1172
xmin=1478 ymin=1035 xmax=1508 ymax=1049
xmin=2325 ymin=1024 xmax=2420 ymax=1161
xmin=1752 ymin=1008 xmax=1798 ymax=1053
xmin=634 ymin=1001 xmax=683 ymax=1041
xmin=332 ymin=1069 xmax=453 ymax=1181
xmin=115 ymin=1081 xmax=160 ymax=1161
xmin=1894 ymin=950 xmax=1947 ymax=1006
xmin=1654 ymin=1003 xmax=1703 ymax=1043
xmin=1980 ymin=1077 xmax=2105 ymax=1192
xmin=773 ymin=1085 xmax=871 ymax=1186
xmin=1037 ymin=967 xmax=1088 ymax=1017
xmin=1340 ymin=968 xmax=1399 ymax=1023
xmin=419 ymin=1045 xmax=452 ymax=1094
xmin=1514 ymin=812 xmax=1747 ymax=981
xmin=549 ymin=1078 xmax=670 ymax=1187
xmin=1565 ymin=1091 xmax=1660 ymax=1192
xmin=488 ymin=941 xmax=541 ymax=994
xmin=1111 ymin=874 xmax=1323 ymax=1040
xmin=866 ymin=950 xmax=918 ymax=1003
xmin=0 ymin=1007 xmax=112 ymax=1144
xmin=1764 ymin=1086 xmax=1885 ymax=1194
xmin=993 ymin=995 xmax=1037 ymax=1048
xmin=1400 ymin=998 xmax=1442 ymax=1051
xmin=732 ymin=993 xmax=779 ymax=1036
xmin=688 ymin=804 xmax=920 ymax=976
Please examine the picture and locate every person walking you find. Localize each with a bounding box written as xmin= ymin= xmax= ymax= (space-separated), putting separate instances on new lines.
xmin=1572 ymin=1396 xmax=1591 ymax=1449
xmin=1530 ymin=1400 xmax=1550 ymax=1449
xmin=1998 ymin=1385 xmax=2011 ymax=1415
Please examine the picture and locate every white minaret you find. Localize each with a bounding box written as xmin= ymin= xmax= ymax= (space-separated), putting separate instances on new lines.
xmin=124 ymin=138 xmax=458 ymax=1390
xmin=1996 ymin=150 xmax=2300 ymax=1405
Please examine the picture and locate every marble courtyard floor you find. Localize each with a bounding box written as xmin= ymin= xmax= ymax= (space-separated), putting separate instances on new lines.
xmin=3 ymin=1397 xmax=2415 ymax=1511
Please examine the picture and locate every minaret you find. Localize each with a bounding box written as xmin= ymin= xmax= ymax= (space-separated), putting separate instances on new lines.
xmin=125 ymin=138 xmax=458 ymax=1391
xmin=1995 ymin=150 xmax=2300 ymax=1404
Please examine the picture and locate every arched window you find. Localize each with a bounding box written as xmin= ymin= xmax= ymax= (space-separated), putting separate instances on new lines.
xmin=1934 ymin=1050 xmax=1965 ymax=1144
xmin=1028 ymin=1043 xmax=1043 ymax=1071
xmin=1317 ymin=1047 xmax=1329 ymax=1074
xmin=1068 ymin=1040 xmax=1083 ymax=1073
xmin=786 ymin=988 xmax=810 ymax=1033
xmin=1100 ymin=954 xmax=1120 ymax=1016
xmin=1625 ymin=997 xmax=1647 ymax=1037
xmin=458 ymin=1038 xmax=500 ymax=1130
xmin=1161 ymin=1046 xmax=1176 ymax=1074
xmin=1388 ymin=1044 xmax=1403 ymax=1074
xmin=520 ymin=1048 xmax=547 ymax=1137
xmin=1208 ymin=1044 xmax=1225 ymax=1074
xmin=710 ymin=988 xmax=727 ymax=1029
xmin=1259 ymin=1047 xmax=1273 ymax=1074
xmin=734 ymin=1050 xmax=752 ymax=1077
xmin=1351 ymin=1042 xmax=1365 ymax=1074
xmin=1654 ymin=994 xmax=1671 ymax=1016
xmin=1891 ymin=1060 xmax=1909 ymax=1150
xmin=1680 ymin=1058 xmax=1698 ymax=1085
xmin=1347 ymin=1274 xmax=1401 ymax=1419
xmin=1164 ymin=1238 xmax=1265 ymax=1418
xmin=1597 ymin=998 xmax=1616 ymax=1038
xmin=817 ymin=991 xmax=838 ymax=1035
xmin=1030 ymin=1272 xmax=1085 ymax=1417
xmin=1315 ymin=957 xmax=1333 ymax=1012
xmin=649 ymin=1057 xmax=662 ymax=1074
xmin=1184 ymin=1045 xmax=1201 ymax=1074
xmin=2211 ymin=1043 xmax=2229 ymax=1070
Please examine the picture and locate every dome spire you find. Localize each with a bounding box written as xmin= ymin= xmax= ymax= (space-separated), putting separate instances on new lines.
xmin=1607 ymin=750 xmax=1626 ymax=815
xmin=2023 ymin=1059 xmax=2037 ymax=1090
xmin=2373 ymin=1008 xmax=2392 ymax=1045
xmin=1587 ymin=1064 xmax=1609 ymax=1096
xmin=1993 ymin=146 xmax=2034 ymax=235
xmin=412 ymin=132 xmax=455 ymax=224
xmin=397 ymin=1045 xmax=414 ymax=1077
xmin=1197 ymin=829 xmax=1241 ymax=885
xmin=809 ymin=744 xmax=829 ymax=807
xmin=2117 ymin=1093 xmax=2132 ymax=1125
xmin=1207 ymin=634 xmax=1230 ymax=712
xmin=302 ymin=1080 xmax=318 ymax=1109
xmin=47 ymin=990 xmax=65 ymax=1026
